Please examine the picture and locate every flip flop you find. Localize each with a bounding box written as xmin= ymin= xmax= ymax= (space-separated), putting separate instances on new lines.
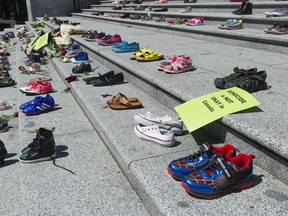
xmin=107 ymin=92 xmax=138 ymax=105
xmin=108 ymin=93 xmax=142 ymax=110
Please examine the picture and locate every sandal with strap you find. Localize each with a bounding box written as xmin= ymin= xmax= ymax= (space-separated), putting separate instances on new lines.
xmin=164 ymin=56 xmax=194 ymax=73
xmin=130 ymin=48 xmax=152 ymax=60
xmin=156 ymin=55 xmax=186 ymax=71
xmin=107 ymin=92 xmax=138 ymax=105
xmin=136 ymin=51 xmax=164 ymax=62
xmin=109 ymin=93 xmax=143 ymax=110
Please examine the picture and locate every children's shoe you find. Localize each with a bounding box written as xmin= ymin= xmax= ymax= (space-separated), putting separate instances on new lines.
xmin=0 ymin=140 xmax=7 ymax=165
xmin=21 ymin=94 xmax=55 ymax=115
xmin=19 ymin=81 xmax=52 ymax=94
xmin=71 ymin=52 xmax=90 ymax=64
xmin=182 ymin=154 xmax=255 ymax=199
xmin=167 ymin=143 xmax=238 ymax=180
xmin=19 ymin=128 xmax=56 ymax=163
xmin=185 ymin=17 xmax=204 ymax=26
xmin=155 ymin=0 xmax=168 ymax=3
xmin=72 ymin=63 xmax=92 ymax=74
xmin=134 ymin=124 xmax=175 ymax=147
xmin=218 ymin=19 xmax=243 ymax=30
xmin=134 ymin=111 xmax=183 ymax=134
xmin=29 ymin=63 xmax=41 ymax=73
xmin=98 ymin=34 xmax=122 ymax=46
xmin=112 ymin=41 xmax=140 ymax=53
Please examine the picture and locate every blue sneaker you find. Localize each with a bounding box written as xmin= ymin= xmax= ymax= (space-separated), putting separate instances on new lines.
xmin=167 ymin=143 xmax=238 ymax=180
xmin=182 ymin=154 xmax=255 ymax=199
xmin=112 ymin=41 xmax=140 ymax=53
xmin=21 ymin=94 xmax=55 ymax=115
xmin=71 ymin=52 xmax=89 ymax=64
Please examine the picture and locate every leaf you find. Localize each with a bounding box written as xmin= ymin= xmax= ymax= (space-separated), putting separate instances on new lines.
xmin=62 ymin=87 xmax=71 ymax=93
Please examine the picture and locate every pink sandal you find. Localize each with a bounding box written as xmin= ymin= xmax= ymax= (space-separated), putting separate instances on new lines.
xmin=156 ymin=55 xmax=186 ymax=71
xmin=163 ymin=56 xmax=194 ymax=74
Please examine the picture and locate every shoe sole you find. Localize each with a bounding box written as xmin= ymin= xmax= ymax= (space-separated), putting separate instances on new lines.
xmin=167 ymin=166 xmax=185 ymax=181
xmin=19 ymin=152 xmax=57 ymax=163
xmin=23 ymin=106 xmax=55 ymax=115
xmin=182 ymin=177 xmax=254 ymax=199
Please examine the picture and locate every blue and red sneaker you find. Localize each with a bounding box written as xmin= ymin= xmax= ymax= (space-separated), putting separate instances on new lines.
xmin=181 ymin=153 xmax=255 ymax=199
xmin=21 ymin=94 xmax=55 ymax=115
xmin=167 ymin=143 xmax=238 ymax=180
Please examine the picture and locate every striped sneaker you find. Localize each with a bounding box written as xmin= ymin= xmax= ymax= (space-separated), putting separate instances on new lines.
xmin=21 ymin=94 xmax=55 ymax=115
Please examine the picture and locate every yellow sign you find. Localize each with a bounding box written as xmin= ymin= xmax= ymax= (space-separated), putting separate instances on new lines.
xmin=174 ymin=87 xmax=260 ymax=132
xmin=34 ymin=32 xmax=50 ymax=50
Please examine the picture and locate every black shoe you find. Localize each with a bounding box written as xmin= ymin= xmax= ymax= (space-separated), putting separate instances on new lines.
xmin=72 ymin=63 xmax=92 ymax=74
xmin=112 ymin=6 xmax=122 ymax=10
xmin=83 ymin=71 xmax=115 ymax=84
xmin=19 ymin=128 xmax=56 ymax=163
xmin=153 ymin=8 xmax=168 ymax=12
xmin=214 ymin=67 xmax=257 ymax=89
xmin=130 ymin=14 xmax=142 ymax=20
xmin=121 ymin=13 xmax=130 ymax=19
xmin=90 ymin=72 xmax=124 ymax=86
xmin=232 ymin=2 xmax=246 ymax=14
xmin=0 ymin=120 xmax=8 ymax=133
xmin=234 ymin=2 xmax=253 ymax=15
xmin=0 ymin=140 xmax=7 ymax=165
xmin=184 ymin=0 xmax=197 ymax=3
xmin=224 ymin=70 xmax=268 ymax=93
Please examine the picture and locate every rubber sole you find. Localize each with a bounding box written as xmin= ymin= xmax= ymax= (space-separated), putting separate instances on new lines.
xmin=19 ymin=152 xmax=57 ymax=163
xmin=167 ymin=166 xmax=183 ymax=181
xmin=182 ymin=177 xmax=254 ymax=199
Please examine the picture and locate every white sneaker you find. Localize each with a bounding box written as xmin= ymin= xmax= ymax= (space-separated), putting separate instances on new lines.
xmin=134 ymin=112 xmax=183 ymax=134
xmin=134 ymin=124 xmax=175 ymax=147
xmin=180 ymin=7 xmax=192 ymax=13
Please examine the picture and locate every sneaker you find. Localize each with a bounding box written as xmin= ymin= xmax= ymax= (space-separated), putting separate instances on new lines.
xmin=71 ymin=52 xmax=90 ymax=64
xmin=271 ymin=7 xmax=288 ymax=16
xmin=98 ymin=34 xmax=122 ymax=46
xmin=72 ymin=63 xmax=92 ymax=74
xmin=19 ymin=128 xmax=56 ymax=163
xmin=112 ymin=41 xmax=140 ymax=53
xmin=180 ymin=7 xmax=192 ymax=13
xmin=19 ymin=81 xmax=52 ymax=94
xmin=214 ymin=67 xmax=257 ymax=89
xmin=155 ymin=0 xmax=168 ymax=3
xmin=21 ymin=94 xmax=55 ymax=115
xmin=185 ymin=17 xmax=204 ymax=26
xmin=167 ymin=143 xmax=238 ymax=180
xmin=218 ymin=19 xmax=243 ymax=30
xmin=0 ymin=120 xmax=9 ymax=133
xmin=271 ymin=26 xmax=288 ymax=35
xmin=134 ymin=111 xmax=183 ymax=134
xmin=134 ymin=124 xmax=175 ymax=147
xmin=0 ymin=140 xmax=7 ymax=165
xmin=224 ymin=70 xmax=269 ymax=93
xmin=182 ymin=154 xmax=255 ymax=199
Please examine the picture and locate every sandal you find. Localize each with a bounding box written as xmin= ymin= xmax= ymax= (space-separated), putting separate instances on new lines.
xmin=136 ymin=51 xmax=164 ymax=62
xmin=29 ymin=75 xmax=52 ymax=82
xmin=107 ymin=92 xmax=138 ymax=105
xmin=0 ymin=77 xmax=16 ymax=87
xmin=164 ymin=59 xmax=195 ymax=74
xmin=130 ymin=48 xmax=152 ymax=60
xmin=108 ymin=93 xmax=143 ymax=110
xmin=156 ymin=55 xmax=185 ymax=71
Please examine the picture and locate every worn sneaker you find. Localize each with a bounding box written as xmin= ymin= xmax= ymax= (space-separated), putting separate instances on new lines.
xmin=167 ymin=143 xmax=238 ymax=180
xmin=21 ymin=94 xmax=55 ymax=115
xmin=185 ymin=17 xmax=204 ymax=26
xmin=19 ymin=128 xmax=56 ymax=163
xmin=134 ymin=111 xmax=183 ymax=134
xmin=134 ymin=124 xmax=175 ymax=147
xmin=214 ymin=67 xmax=257 ymax=89
xmin=0 ymin=140 xmax=7 ymax=165
xmin=71 ymin=52 xmax=90 ymax=64
xmin=98 ymin=34 xmax=122 ymax=46
xmin=218 ymin=19 xmax=243 ymax=30
xmin=182 ymin=153 xmax=255 ymax=199
xmin=224 ymin=70 xmax=269 ymax=93
xmin=19 ymin=81 xmax=52 ymax=94
xmin=112 ymin=41 xmax=140 ymax=53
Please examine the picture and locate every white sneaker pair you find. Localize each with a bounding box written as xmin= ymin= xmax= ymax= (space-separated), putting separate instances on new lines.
xmin=134 ymin=112 xmax=183 ymax=147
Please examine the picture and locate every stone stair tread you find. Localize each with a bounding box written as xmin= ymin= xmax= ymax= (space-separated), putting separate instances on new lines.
xmin=48 ymin=33 xmax=288 ymax=216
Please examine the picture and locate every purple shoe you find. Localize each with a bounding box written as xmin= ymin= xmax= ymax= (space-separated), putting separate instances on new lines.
xmin=98 ymin=34 xmax=122 ymax=46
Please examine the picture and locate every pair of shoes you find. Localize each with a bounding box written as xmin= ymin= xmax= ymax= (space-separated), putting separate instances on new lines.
xmin=19 ymin=81 xmax=53 ymax=94
xmin=19 ymin=128 xmax=56 ymax=163
xmin=111 ymin=41 xmax=140 ymax=53
xmin=155 ymin=16 xmax=166 ymax=22
xmin=218 ymin=19 xmax=243 ymax=30
xmin=107 ymin=92 xmax=142 ymax=110
xmin=157 ymin=55 xmax=194 ymax=74
xmin=264 ymin=23 xmax=288 ymax=35
xmin=131 ymin=49 xmax=164 ymax=62
xmin=72 ymin=63 xmax=92 ymax=74
xmin=168 ymin=143 xmax=255 ymax=199
xmin=89 ymin=71 xmax=124 ymax=86
xmin=214 ymin=67 xmax=269 ymax=93
xmin=20 ymin=94 xmax=55 ymax=115
xmin=83 ymin=31 xmax=106 ymax=41
xmin=130 ymin=14 xmax=142 ymax=20
xmin=184 ymin=0 xmax=197 ymax=3
xmin=0 ymin=77 xmax=16 ymax=88
xmin=153 ymin=7 xmax=168 ymax=12
xmin=134 ymin=112 xmax=183 ymax=147
xmin=0 ymin=140 xmax=7 ymax=165
xmin=185 ymin=17 xmax=204 ymax=26
xmin=121 ymin=13 xmax=130 ymax=18
xmin=232 ymin=1 xmax=253 ymax=15
xmin=265 ymin=8 xmax=288 ymax=17
xmin=180 ymin=7 xmax=192 ymax=13
xmin=71 ymin=52 xmax=90 ymax=64
xmin=141 ymin=15 xmax=153 ymax=21
xmin=155 ymin=0 xmax=168 ymax=3
xmin=97 ymin=34 xmax=122 ymax=46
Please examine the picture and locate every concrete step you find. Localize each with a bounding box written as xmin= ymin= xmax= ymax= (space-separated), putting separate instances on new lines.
xmin=0 ymin=25 xmax=149 ymax=216
xmin=29 ymin=19 xmax=288 ymax=215
xmin=40 ymin=16 xmax=288 ymax=185
xmin=71 ymin=12 xmax=288 ymax=53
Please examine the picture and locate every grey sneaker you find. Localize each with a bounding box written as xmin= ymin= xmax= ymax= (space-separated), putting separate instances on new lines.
xmin=180 ymin=7 xmax=192 ymax=13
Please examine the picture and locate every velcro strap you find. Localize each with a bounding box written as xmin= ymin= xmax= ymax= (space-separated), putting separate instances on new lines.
xmin=199 ymin=143 xmax=213 ymax=157
xmin=215 ymin=156 xmax=235 ymax=184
